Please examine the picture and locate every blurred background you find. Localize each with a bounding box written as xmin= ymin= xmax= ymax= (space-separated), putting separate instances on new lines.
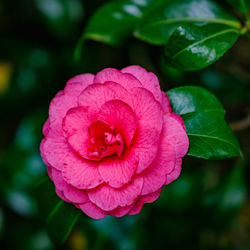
xmin=0 ymin=0 xmax=250 ymax=249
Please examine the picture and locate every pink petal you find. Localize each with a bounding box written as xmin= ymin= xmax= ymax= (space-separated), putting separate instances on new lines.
xmin=164 ymin=113 xmax=189 ymax=159
xmin=64 ymin=73 xmax=94 ymax=96
xmin=55 ymin=188 xmax=71 ymax=203
xmin=98 ymin=100 xmax=137 ymax=147
xmin=121 ymin=65 xmax=162 ymax=104
xmin=128 ymin=87 xmax=163 ymax=173
xmin=41 ymin=135 xmax=69 ymax=170
xmin=48 ymin=91 xmax=77 ymax=135
xmin=62 ymin=156 xmax=102 ymax=189
xmin=87 ymin=177 xmax=143 ymax=211
xmin=78 ymin=82 xmax=131 ymax=113
xmin=162 ymin=92 xmax=172 ymax=113
xmin=40 ymin=138 xmax=50 ymax=167
xmin=49 ymin=74 xmax=94 ymax=134
xmin=42 ymin=119 xmax=50 ymax=136
xmin=93 ymin=68 xmax=142 ymax=89
xmin=79 ymin=202 xmax=107 ymax=219
xmin=42 ymin=131 xmax=103 ymax=189
xmin=141 ymin=189 xmax=162 ymax=203
xmin=165 ymin=159 xmax=182 ymax=185
xmin=98 ymin=149 xmax=137 ymax=188
xmin=128 ymin=199 xmax=143 ymax=215
xmin=109 ymin=203 xmax=134 ymax=217
xmin=128 ymin=189 xmax=161 ymax=215
xmin=51 ymin=168 xmax=89 ymax=203
xmin=62 ymin=107 xmax=94 ymax=160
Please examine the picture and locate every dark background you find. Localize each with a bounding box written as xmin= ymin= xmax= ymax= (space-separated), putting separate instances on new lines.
xmin=1 ymin=0 xmax=250 ymax=249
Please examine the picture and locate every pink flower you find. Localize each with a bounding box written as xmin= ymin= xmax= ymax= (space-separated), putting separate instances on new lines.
xmin=40 ymin=66 xmax=189 ymax=219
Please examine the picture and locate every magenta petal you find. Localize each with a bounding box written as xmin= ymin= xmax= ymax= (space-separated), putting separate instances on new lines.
xmin=87 ymin=177 xmax=143 ymax=211
xmin=41 ymin=135 xmax=69 ymax=170
xmin=42 ymin=119 xmax=50 ymax=136
xmin=164 ymin=113 xmax=189 ymax=159
xmin=51 ymin=168 xmax=89 ymax=203
xmin=98 ymin=150 xmax=137 ymax=188
xmin=98 ymin=100 xmax=137 ymax=146
xmin=127 ymin=199 xmax=143 ymax=215
xmin=93 ymin=68 xmax=142 ymax=89
xmin=42 ymin=132 xmax=103 ymax=189
xmin=64 ymin=73 xmax=94 ymax=96
xmin=121 ymin=65 xmax=162 ymax=104
xmin=109 ymin=203 xmax=134 ymax=217
xmin=62 ymin=107 xmax=93 ymax=160
xmin=162 ymin=92 xmax=172 ymax=113
xmin=79 ymin=202 xmax=107 ymax=219
xmin=62 ymin=158 xmax=102 ymax=189
xmin=165 ymin=159 xmax=182 ymax=185
xmin=129 ymin=87 xmax=163 ymax=173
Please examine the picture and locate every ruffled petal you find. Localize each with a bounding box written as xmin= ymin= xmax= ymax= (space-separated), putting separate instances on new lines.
xmin=64 ymin=73 xmax=94 ymax=96
xmin=162 ymin=92 xmax=172 ymax=113
xmin=128 ymin=87 xmax=163 ymax=173
xmin=94 ymin=68 xmax=142 ymax=89
xmin=109 ymin=203 xmax=134 ymax=217
xmin=121 ymin=65 xmax=162 ymax=104
xmin=98 ymin=100 xmax=137 ymax=147
xmin=62 ymin=106 xmax=94 ymax=160
xmin=62 ymin=156 xmax=102 ymax=189
xmin=87 ymin=177 xmax=143 ymax=211
xmin=165 ymin=159 xmax=182 ymax=185
xmin=79 ymin=202 xmax=107 ymax=219
xmin=51 ymin=168 xmax=89 ymax=203
xmin=98 ymin=149 xmax=137 ymax=188
xmin=42 ymin=119 xmax=50 ymax=136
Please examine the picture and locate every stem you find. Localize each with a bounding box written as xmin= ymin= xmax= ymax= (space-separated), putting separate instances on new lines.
xmin=230 ymin=115 xmax=250 ymax=131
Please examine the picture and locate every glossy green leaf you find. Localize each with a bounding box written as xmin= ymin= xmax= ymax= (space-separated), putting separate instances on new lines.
xmin=83 ymin=0 xmax=154 ymax=46
xmin=167 ymin=86 xmax=242 ymax=159
xmin=164 ymin=23 xmax=240 ymax=71
xmin=135 ymin=0 xmax=241 ymax=45
xmin=226 ymin=0 xmax=250 ymax=17
xmin=36 ymin=178 xmax=81 ymax=245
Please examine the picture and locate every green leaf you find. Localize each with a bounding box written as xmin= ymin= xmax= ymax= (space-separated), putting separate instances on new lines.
xmin=226 ymin=0 xmax=250 ymax=17
xmin=36 ymin=178 xmax=81 ymax=245
xmin=83 ymin=0 xmax=154 ymax=46
xmin=163 ymin=23 xmax=240 ymax=71
xmin=134 ymin=0 xmax=241 ymax=45
xmin=74 ymin=0 xmax=154 ymax=61
xmin=167 ymin=86 xmax=242 ymax=159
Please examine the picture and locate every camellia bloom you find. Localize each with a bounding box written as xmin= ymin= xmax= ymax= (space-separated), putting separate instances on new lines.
xmin=40 ymin=66 xmax=189 ymax=219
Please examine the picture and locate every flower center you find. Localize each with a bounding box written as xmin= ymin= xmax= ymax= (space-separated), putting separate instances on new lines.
xmin=87 ymin=120 xmax=124 ymax=161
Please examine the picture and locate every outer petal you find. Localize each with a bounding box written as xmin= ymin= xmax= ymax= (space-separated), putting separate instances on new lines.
xmin=128 ymin=189 xmax=161 ymax=215
xmin=98 ymin=100 xmax=137 ymax=147
xmin=64 ymin=73 xmax=94 ymax=96
xmin=165 ymin=159 xmax=182 ymax=185
xmin=42 ymin=132 xmax=103 ymax=189
xmin=42 ymin=119 xmax=50 ymax=136
xmin=129 ymin=87 xmax=163 ymax=173
xmin=62 ymin=107 xmax=94 ymax=160
xmin=162 ymin=92 xmax=172 ymax=113
xmin=87 ymin=177 xmax=143 ymax=211
xmin=78 ymin=82 xmax=131 ymax=113
xmin=164 ymin=113 xmax=189 ymax=159
xmin=109 ymin=203 xmax=134 ymax=217
xmin=79 ymin=202 xmax=107 ymax=219
xmin=49 ymin=74 xmax=94 ymax=134
xmin=98 ymin=149 xmax=137 ymax=188
xmin=51 ymin=168 xmax=89 ymax=203
xmin=62 ymin=156 xmax=102 ymax=189
xmin=121 ymin=65 xmax=162 ymax=104
xmin=94 ymin=68 xmax=142 ymax=89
